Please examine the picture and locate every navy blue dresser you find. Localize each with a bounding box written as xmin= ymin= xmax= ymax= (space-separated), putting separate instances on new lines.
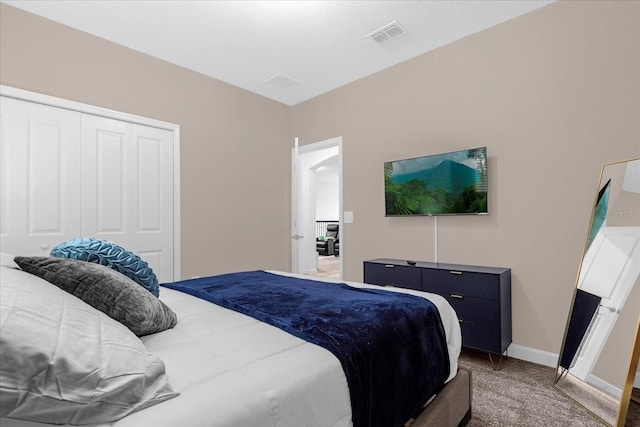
xmin=364 ymin=258 xmax=512 ymax=355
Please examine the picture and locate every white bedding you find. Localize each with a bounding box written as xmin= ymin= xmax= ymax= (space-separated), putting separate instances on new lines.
xmin=1 ymin=270 xmax=461 ymax=427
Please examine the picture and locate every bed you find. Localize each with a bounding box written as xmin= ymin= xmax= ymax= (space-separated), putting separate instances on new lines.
xmin=0 ymin=251 xmax=471 ymax=427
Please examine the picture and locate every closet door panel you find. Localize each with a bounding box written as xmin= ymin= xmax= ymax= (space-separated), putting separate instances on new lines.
xmin=96 ymin=133 xmax=126 ymax=232
xmin=2 ymin=98 xmax=82 ymax=256
xmin=82 ymin=117 xmax=128 ymax=236
xmin=82 ymin=116 xmax=174 ymax=283
xmin=0 ymin=97 xmax=20 ymax=254
xmin=131 ymin=124 xmax=174 ymax=283
xmin=22 ymin=103 xmax=82 ymax=255
xmin=137 ymin=134 xmax=162 ymax=232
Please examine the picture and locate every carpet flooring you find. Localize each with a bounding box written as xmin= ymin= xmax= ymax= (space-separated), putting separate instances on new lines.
xmin=459 ymin=348 xmax=640 ymax=426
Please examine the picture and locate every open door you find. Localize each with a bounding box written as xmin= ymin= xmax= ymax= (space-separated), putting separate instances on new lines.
xmin=291 ymin=137 xmax=342 ymax=277
xmin=291 ymin=137 xmax=302 ymax=274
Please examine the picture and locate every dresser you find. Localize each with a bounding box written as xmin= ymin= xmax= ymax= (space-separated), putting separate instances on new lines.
xmin=363 ymin=258 xmax=512 ymax=355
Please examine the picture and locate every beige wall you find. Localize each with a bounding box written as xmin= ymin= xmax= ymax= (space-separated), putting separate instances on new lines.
xmin=0 ymin=3 xmax=292 ymax=279
xmin=291 ymin=0 xmax=640 ymax=354
xmin=1 ymin=1 xmax=639 ymax=355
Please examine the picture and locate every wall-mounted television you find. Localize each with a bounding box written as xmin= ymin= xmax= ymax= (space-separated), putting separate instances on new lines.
xmin=384 ymin=147 xmax=488 ymax=216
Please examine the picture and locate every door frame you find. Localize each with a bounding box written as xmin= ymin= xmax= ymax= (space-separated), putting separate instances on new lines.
xmin=0 ymin=85 xmax=182 ymax=280
xmin=291 ymin=136 xmax=343 ymax=279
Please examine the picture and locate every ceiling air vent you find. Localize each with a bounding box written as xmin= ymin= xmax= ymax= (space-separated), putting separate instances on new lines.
xmin=366 ymin=21 xmax=406 ymax=44
xmin=266 ymin=73 xmax=298 ymax=89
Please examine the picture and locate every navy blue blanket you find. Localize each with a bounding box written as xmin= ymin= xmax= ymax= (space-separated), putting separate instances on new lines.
xmin=163 ymin=271 xmax=450 ymax=427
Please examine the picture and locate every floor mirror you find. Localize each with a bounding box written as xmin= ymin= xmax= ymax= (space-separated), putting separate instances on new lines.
xmin=554 ymin=157 xmax=640 ymax=426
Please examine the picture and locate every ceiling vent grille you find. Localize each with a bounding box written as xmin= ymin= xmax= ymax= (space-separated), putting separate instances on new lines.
xmin=266 ymin=73 xmax=298 ymax=89
xmin=366 ymin=21 xmax=406 ymax=44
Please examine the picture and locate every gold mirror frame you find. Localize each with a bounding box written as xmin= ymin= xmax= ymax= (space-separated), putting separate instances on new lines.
xmin=554 ymin=158 xmax=640 ymax=427
xmin=618 ymin=321 xmax=639 ymax=425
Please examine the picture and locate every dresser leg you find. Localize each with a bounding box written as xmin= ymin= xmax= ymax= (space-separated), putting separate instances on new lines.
xmin=488 ymin=353 xmax=504 ymax=371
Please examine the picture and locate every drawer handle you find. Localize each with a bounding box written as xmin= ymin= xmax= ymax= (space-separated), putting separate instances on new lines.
xmin=384 ymin=284 xmax=396 ymax=288
xmin=451 ymin=294 xmax=464 ymax=299
xmin=450 ymin=271 xmax=463 ymax=275
xmin=384 ymin=264 xmax=395 ymax=268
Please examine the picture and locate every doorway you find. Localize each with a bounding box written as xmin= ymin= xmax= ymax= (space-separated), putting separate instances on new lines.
xmin=291 ymin=137 xmax=342 ymax=279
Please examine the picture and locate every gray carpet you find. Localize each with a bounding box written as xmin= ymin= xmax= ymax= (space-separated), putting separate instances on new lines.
xmin=459 ymin=348 xmax=640 ymax=426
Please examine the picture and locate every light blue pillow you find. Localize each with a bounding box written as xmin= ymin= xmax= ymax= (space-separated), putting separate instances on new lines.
xmin=51 ymin=238 xmax=159 ymax=297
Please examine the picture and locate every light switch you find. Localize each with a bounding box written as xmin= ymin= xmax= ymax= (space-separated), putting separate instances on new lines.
xmin=344 ymin=211 xmax=354 ymax=223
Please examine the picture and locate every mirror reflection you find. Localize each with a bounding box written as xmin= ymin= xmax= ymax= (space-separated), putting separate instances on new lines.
xmin=555 ymin=158 xmax=640 ymax=426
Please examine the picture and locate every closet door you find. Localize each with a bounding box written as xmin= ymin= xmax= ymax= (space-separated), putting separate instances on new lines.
xmin=0 ymin=97 xmax=19 ymax=253
xmin=0 ymin=97 xmax=81 ymax=255
xmin=81 ymin=115 xmax=174 ymax=282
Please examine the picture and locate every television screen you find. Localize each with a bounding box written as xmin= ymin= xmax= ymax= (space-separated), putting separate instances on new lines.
xmin=384 ymin=147 xmax=488 ymax=216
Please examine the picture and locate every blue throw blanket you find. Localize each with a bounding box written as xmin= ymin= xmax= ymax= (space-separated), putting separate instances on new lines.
xmin=163 ymin=271 xmax=450 ymax=427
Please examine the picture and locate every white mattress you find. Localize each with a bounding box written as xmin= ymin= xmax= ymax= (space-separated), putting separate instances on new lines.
xmin=2 ymin=271 xmax=462 ymax=427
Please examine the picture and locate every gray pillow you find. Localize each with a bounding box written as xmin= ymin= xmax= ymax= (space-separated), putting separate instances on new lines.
xmin=14 ymin=256 xmax=177 ymax=336
xmin=0 ymin=266 xmax=178 ymax=424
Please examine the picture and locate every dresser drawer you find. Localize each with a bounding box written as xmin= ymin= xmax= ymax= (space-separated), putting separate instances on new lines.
xmin=423 ymin=268 xmax=500 ymax=300
xmin=363 ymin=262 xmax=422 ymax=291
xmin=364 ymin=258 xmax=511 ymax=355
xmin=441 ymin=295 xmax=500 ymax=326
xmin=460 ymin=321 xmax=502 ymax=353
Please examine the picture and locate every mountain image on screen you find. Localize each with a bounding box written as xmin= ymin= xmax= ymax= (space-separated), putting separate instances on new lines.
xmin=392 ymin=160 xmax=476 ymax=194
xmin=384 ymin=148 xmax=488 ymax=216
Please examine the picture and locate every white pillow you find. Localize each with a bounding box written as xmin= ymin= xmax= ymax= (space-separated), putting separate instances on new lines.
xmin=0 ymin=252 xmax=18 ymax=269
xmin=0 ymin=267 xmax=179 ymax=425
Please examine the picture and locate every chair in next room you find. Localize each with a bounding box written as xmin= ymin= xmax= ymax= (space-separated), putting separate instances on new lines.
xmin=316 ymin=224 xmax=339 ymax=256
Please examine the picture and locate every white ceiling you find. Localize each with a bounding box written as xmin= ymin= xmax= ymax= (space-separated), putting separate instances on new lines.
xmin=4 ymin=0 xmax=554 ymax=106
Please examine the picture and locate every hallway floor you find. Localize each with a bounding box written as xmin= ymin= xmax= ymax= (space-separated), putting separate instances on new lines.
xmin=312 ymin=255 xmax=339 ymax=280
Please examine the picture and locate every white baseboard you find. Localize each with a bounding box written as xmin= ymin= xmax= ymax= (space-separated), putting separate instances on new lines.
xmin=587 ymin=373 xmax=622 ymax=399
xmin=507 ymin=344 xmax=640 ymax=397
xmin=506 ymin=343 xmax=558 ymax=368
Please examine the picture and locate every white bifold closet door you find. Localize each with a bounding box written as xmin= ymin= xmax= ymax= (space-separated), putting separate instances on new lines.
xmin=80 ymin=115 xmax=174 ymax=282
xmin=0 ymin=98 xmax=82 ymax=257
xmin=0 ymin=96 xmax=175 ymax=282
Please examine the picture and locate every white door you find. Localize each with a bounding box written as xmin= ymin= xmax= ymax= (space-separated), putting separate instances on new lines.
xmin=0 ymin=97 xmax=20 ymax=253
xmin=81 ymin=115 xmax=175 ymax=282
xmin=0 ymin=97 xmax=82 ymax=256
xmin=291 ymin=137 xmax=302 ymax=274
xmin=571 ymin=226 xmax=640 ymax=382
xmin=291 ymin=137 xmax=342 ymax=277
xmin=0 ymin=94 xmax=176 ymax=283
